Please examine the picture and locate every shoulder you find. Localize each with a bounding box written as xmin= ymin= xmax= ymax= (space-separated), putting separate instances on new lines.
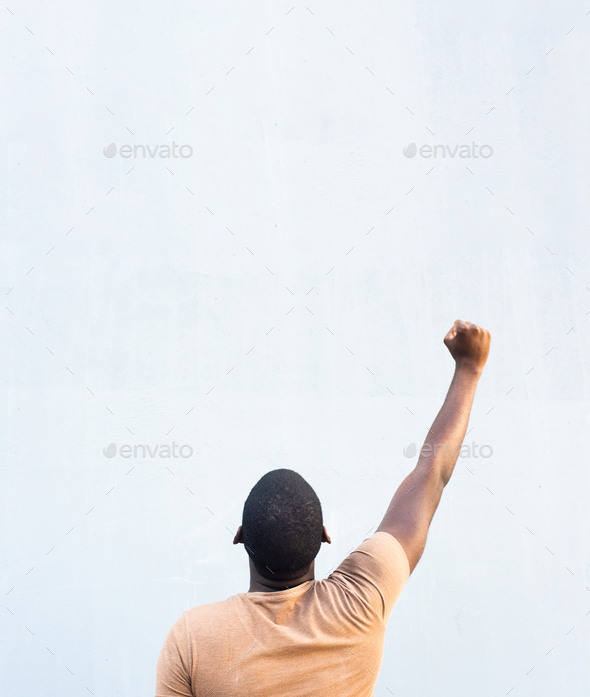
xmin=320 ymin=532 xmax=410 ymax=623
xmin=159 ymin=596 xmax=241 ymax=664
xmin=182 ymin=595 xmax=240 ymax=630
xmin=332 ymin=532 xmax=410 ymax=579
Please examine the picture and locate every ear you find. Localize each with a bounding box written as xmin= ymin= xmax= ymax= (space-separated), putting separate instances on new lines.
xmin=321 ymin=525 xmax=331 ymax=544
xmin=233 ymin=525 xmax=244 ymax=545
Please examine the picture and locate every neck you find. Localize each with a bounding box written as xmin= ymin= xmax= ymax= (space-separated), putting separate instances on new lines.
xmin=247 ymin=559 xmax=316 ymax=592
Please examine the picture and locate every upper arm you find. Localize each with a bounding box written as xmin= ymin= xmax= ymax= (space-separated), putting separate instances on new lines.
xmin=375 ymin=466 xmax=445 ymax=574
xmin=329 ymin=532 xmax=411 ymax=623
xmin=155 ymin=615 xmax=193 ymax=697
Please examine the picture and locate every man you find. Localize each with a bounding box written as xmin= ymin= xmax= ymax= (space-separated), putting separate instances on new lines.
xmin=155 ymin=319 xmax=491 ymax=696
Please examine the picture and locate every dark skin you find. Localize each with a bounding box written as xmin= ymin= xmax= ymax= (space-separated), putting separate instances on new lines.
xmin=376 ymin=319 xmax=490 ymax=573
xmin=233 ymin=525 xmax=332 ymax=592
xmin=235 ymin=319 xmax=491 ymax=590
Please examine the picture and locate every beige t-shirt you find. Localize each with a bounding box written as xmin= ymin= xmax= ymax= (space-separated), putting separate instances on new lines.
xmin=155 ymin=531 xmax=410 ymax=697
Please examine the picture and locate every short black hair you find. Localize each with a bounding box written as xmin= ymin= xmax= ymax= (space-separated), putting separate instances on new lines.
xmin=242 ymin=469 xmax=323 ymax=581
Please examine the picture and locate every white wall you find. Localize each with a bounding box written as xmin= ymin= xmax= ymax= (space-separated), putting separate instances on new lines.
xmin=1 ymin=1 xmax=590 ymax=695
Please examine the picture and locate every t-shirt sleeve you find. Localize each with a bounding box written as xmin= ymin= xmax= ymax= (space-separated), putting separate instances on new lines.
xmin=328 ymin=531 xmax=410 ymax=624
xmin=155 ymin=612 xmax=193 ymax=697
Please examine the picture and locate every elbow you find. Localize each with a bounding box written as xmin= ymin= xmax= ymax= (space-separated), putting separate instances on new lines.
xmin=439 ymin=470 xmax=452 ymax=488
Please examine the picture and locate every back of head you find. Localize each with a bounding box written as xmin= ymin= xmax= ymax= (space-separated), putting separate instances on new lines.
xmin=242 ymin=469 xmax=323 ymax=582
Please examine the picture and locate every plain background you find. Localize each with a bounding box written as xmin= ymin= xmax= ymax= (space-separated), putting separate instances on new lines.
xmin=1 ymin=1 xmax=590 ymax=695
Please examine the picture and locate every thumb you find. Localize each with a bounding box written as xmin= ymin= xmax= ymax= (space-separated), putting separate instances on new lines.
xmin=444 ymin=319 xmax=462 ymax=344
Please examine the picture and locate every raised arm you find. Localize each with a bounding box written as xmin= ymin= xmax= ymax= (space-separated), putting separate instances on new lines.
xmin=376 ymin=319 xmax=491 ymax=574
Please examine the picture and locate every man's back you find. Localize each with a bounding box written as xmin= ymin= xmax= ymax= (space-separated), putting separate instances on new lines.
xmin=156 ymin=532 xmax=410 ymax=697
xmin=156 ymin=321 xmax=491 ymax=696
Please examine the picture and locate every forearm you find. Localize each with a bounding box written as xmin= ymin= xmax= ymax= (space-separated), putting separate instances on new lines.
xmin=377 ymin=320 xmax=490 ymax=573
xmin=415 ymin=364 xmax=482 ymax=486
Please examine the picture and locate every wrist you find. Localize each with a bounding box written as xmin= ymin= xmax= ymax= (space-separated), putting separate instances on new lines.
xmin=454 ymin=360 xmax=484 ymax=379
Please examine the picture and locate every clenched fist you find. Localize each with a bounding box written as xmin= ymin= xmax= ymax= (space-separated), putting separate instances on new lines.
xmin=444 ymin=320 xmax=491 ymax=375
